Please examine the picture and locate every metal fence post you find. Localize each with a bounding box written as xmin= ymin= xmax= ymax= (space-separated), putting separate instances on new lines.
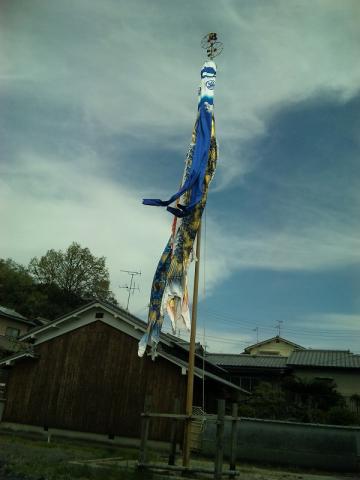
xmin=168 ymin=397 xmax=180 ymax=465
xmin=214 ymin=399 xmax=225 ymax=480
xmin=229 ymin=403 xmax=238 ymax=472
xmin=138 ymin=394 xmax=152 ymax=467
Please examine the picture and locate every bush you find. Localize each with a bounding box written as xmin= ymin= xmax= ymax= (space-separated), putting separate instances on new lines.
xmin=325 ymin=406 xmax=359 ymax=426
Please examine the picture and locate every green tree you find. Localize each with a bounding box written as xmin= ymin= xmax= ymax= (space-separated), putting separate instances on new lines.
xmin=281 ymin=376 xmax=351 ymax=423
xmin=29 ymin=243 xmax=117 ymax=304
xmin=241 ymin=382 xmax=288 ymax=420
xmin=0 ymin=259 xmax=48 ymax=318
xmin=240 ymin=377 xmax=357 ymax=425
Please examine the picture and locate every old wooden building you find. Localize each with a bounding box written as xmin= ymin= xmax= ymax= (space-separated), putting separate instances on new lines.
xmin=0 ymin=301 xmax=247 ymax=441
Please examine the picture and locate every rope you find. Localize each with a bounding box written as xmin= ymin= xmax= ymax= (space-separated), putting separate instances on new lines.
xmin=203 ymin=207 xmax=207 ymax=299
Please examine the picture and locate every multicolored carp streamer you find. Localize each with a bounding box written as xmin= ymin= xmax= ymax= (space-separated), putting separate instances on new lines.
xmin=138 ymin=61 xmax=218 ymax=357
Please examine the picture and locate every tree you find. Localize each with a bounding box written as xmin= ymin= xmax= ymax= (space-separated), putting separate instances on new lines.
xmin=0 ymin=259 xmax=48 ymax=318
xmin=29 ymin=243 xmax=117 ymax=304
xmin=325 ymin=406 xmax=358 ymax=426
xmin=239 ymin=377 xmax=358 ymax=425
xmin=244 ymin=382 xmax=291 ymax=420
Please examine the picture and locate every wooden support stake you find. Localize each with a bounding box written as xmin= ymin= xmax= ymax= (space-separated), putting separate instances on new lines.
xmin=182 ymin=223 xmax=202 ymax=469
xmin=168 ymin=397 xmax=180 ymax=465
xmin=214 ymin=399 xmax=225 ymax=480
xmin=138 ymin=395 xmax=152 ymax=466
xmin=141 ymin=463 xmax=237 ymax=476
xmin=229 ymin=403 xmax=238 ymax=471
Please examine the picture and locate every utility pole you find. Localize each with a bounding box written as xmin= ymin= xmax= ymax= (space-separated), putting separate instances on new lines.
xmin=119 ymin=270 xmax=141 ymax=311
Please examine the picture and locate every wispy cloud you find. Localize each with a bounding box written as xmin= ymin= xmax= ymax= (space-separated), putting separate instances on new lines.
xmin=293 ymin=313 xmax=360 ymax=332
xmin=1 ymin=0 xmax=360 ymax=351
xmin=1 ymin=0 xmax=359 ymax=186
xmin=0 ymin=152 xmax=171 ymax=314
xmin=201 ymin=202 xmax=360 ymax=297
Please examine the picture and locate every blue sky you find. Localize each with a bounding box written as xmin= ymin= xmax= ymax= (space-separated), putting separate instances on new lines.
xmin=1 ymin=0 xmax=360 ymax=353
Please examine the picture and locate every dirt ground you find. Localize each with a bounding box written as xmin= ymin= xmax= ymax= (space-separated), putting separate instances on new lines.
xmin=0 ymin=431 xmax=358 ymax=480
xmin=115 ymin=458 xmax=359 ymax=480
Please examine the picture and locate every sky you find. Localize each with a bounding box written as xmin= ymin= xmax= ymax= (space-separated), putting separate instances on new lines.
xmin=1 ymin=0 xmax=360 ymax=353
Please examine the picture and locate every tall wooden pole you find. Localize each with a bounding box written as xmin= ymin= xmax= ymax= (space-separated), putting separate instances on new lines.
xmin=182 ymin=221 xmax=202 ymax=468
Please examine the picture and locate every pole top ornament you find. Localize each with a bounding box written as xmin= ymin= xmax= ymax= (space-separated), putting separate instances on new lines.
xmin=201 ymin=33 xmax=223 ymax=60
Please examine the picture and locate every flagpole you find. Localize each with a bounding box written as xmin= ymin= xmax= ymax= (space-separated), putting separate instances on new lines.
xmin=181 ymin=32 xmax=223 ymax=469
xmin=182 ymin=219 xmax=202 ymax=468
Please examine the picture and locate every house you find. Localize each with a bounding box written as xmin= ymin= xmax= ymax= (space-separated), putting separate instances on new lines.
xmin=287 ymin=349 xmax=360 ymax=404
xmin=207 ymin=344 xmax=360 ymax=404
xmin=243 ymin=336 xmax=305 ymax=357
xmin=0 ymin=305 xmax=36 ymax=339
xmin=0 ymin=301 xmax=248 ymax=441
xmin=205 ymin=353 xmax=289 ymax=391
xmin=0 ymin=306 xmax=36 ymax=358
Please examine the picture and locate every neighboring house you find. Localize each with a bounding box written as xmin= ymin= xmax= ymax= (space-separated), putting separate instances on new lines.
xmin=0 ymin=306 xmax=36 ymax=357
xmin=205 ymin=353 xmax=288 ymax=391
xmin=243 ymin=336 xmax=305 ymax=357
xmin=207 ymin=347 xmax=360 ymax=405
xmin=287 ymin=349 xmax=360 ymax=405
xmin=0 ymin=301 xmax=248 ymax=440
xmin=0 ymin=305 xmax=35 ymax=339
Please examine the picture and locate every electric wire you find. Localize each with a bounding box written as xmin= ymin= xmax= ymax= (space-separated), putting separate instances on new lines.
xmin=198 ymin=308 xmax=360 ymax=338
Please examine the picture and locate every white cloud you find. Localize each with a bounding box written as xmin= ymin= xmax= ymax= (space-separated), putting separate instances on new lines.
xmin=1 ymin=0 xmax=359 ymax=187
xmin=208 ymin=220 xmax=360 ymax=281
xmin=0 ymin=152 xmax=172 ymax=315
xmin=283 ymin=312 xmax=360 ymax=352
xmin=1 ymin=0 xmax=360 ymax=351
xmin=293 ymin=313 xmax=360 ymax=332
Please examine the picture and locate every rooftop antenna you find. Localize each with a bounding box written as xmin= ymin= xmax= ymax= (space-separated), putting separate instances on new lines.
xmin=119 ymin=269 xmax=141 ymax=311
xmin=253 ymin=326 xmax=259 ymax=343
xmin=276 ymin=320 xmax=283 ymax=337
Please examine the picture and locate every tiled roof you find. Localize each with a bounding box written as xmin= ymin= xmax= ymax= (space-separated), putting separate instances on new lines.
xmin=244 ymin=336 xmax=305 ymax=353
xmin=206 ymin=353 xmax=288 ymax=369
xmin=207 ymin=350 xmax=360 ymax=370
xmin=0 ymin=305 xmax=27 ymax=320
xmin=0 ymin=305 xmax=35 ymax=326
xmin=287 ymin=350 xmax=360 ymax=369
xmin=0 ymin=349 xmax=39 ymax=366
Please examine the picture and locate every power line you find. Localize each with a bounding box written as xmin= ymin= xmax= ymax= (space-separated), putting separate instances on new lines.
xmin=199 ymin=308 xmax=360 ymax=337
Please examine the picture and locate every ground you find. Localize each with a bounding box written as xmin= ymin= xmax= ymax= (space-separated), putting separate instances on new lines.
xmin=0 ymin=431 xmax=358 ymax=480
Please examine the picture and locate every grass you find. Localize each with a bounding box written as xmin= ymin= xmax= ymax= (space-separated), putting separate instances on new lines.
xmin=0 ymin=431 xmax=356 ymax=480
xmin=0 ymin=432 xmax=155 ymax=480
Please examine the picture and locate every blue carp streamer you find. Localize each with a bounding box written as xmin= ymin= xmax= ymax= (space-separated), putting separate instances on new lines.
xmin=143 ymin=62 xmax=216 ymax=217
xmin=138 ymin=61 xmax=218 ymax=357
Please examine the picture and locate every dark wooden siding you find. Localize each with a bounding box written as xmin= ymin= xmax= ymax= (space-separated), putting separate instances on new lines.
xmin=3 ymin=321 xmax=186 ymax=440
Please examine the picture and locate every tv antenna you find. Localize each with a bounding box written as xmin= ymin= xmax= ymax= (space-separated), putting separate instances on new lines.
xmin=119 ymin=269 xmax=141 ymax=311
xmin=253 ymin=326 xmax=259 ymax=343
xmin=275 ymin=320 xmax=283 ymax=337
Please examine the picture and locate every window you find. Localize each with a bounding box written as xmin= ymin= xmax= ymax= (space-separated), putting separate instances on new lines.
xmin=258 ymin=350 xmax=280 ymax=355
xmin=314 ymin=377 xmax=334 ymax=383
xmin=5 ymin=327 xmax=20 ymax=338
xmin=95 ymin=312 xmax=104 ymax=319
